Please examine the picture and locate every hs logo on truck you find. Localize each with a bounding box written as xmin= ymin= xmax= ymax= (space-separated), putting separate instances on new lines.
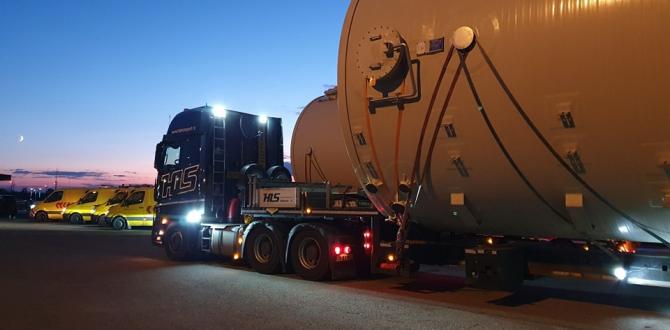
xmin=160 ymin=165 xmax=199 ymax=198
xmin=263 ymin=193 xmax=281 ymax=203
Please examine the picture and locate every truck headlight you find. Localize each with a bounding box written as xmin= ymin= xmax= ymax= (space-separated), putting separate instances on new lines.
xmin=186 ymin=210 xmax=204 ymax=223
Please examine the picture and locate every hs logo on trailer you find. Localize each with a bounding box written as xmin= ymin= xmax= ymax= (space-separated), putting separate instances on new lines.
xmin=258 ymin=188 xmax=298 ymax=208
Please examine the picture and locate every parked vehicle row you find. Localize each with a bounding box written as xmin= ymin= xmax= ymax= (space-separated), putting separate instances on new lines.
xmin=30 ymin=186 xmax=155 ymax=230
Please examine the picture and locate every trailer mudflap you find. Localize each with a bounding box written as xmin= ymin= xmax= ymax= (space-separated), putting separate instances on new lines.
xmin=465 ymin=245 xmax=527 ymax=291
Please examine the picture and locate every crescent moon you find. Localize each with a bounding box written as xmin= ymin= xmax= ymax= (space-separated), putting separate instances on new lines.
xmin=19 ymin=135 xmax=24 ymax=143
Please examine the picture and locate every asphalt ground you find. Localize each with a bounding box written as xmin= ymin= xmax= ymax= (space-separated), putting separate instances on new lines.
xmin=1 ymin=217 xmax=669 ymax=329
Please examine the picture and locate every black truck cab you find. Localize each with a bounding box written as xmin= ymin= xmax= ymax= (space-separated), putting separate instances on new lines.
xmin=151 ymin=106 xmax=284 ymax=253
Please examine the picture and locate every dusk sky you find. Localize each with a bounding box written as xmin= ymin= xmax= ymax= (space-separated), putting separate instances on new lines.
xmin=0 ymin=1 xmax=349 ymax=189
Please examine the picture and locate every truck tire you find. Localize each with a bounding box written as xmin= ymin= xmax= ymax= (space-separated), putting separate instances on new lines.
xmin=70 ymin=213 xmax=83 ymax=224
xmin=290 ymin=230 xmax=330 ymax=281
xmin=111 ymin=216 xmax=126 ymax=230
xmin=164 ymin=227 xmax=197 ymax=261
xmin=35 ymin=211 xmax=48 ymax=222
xmin=245 ymin=226 xmax=282 ymax=274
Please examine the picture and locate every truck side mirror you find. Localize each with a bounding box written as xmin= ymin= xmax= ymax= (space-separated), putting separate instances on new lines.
xmin=154 ymin=142 xmax=164 ymax=170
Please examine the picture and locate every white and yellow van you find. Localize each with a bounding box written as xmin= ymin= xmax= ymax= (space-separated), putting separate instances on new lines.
xmin=31 ymin=188 xmax=89 ymax=221
xmin=63 ymin=188 xmax=128 ymax=224
xmin=104 ymin=187 xmax=156 ymax=230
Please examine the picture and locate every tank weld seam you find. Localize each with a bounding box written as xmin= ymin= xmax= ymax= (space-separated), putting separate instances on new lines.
xmin=476 ymin=43 xmax=670 ymax=247
xmin=458 ymin=50 xmax=574 ymax=227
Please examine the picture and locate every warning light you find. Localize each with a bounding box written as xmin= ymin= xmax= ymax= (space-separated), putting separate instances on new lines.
xmin=486 ymin=237 xmax=494 ymax=245
xmin=343 ymin=246 xmax=351 ymax=254
xmin=617 ymin=241 xmax=637 ymax=254
xmin=364 ymin=243 xmax=371 ymax=250
xmin=363 ymin=231 xmax=371 ymax=238
xmin=305 ymin=208 xmax=312 ymax=215
xmin=233 ymin=253 xmax=240 ymax=260
xmin=387 ymin=254 xmax=395 ymax=262
xmin=334 ymin=246 xmax=342 ymax=255
xmin=161 ymin=218 xmax=169 ymax=225
xmin=237 ymin=237 xmax=243 ymax=245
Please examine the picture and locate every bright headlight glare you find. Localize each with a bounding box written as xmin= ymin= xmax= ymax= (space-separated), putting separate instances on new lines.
xmin=186 ymin=210 xmax=204 ymax=223
xmin=613 ymin=267 xmax=627 ymax=281
xmin=258 ymin=115 xmax=268 ymax=124
xmin=212 ymin=105 xmax=227 ymax=118
xmin=30 ymin=204 xmax=36 ymax=209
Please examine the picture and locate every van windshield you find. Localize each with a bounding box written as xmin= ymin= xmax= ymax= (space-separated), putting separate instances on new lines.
xmin=108 ymin=191 xmax=128 ymax=204
xmin=44 ymin=191 xmax=63 ymax=203
xmin=78 ymin=191 xmax=98 ymax=204
xmin=125 ymin=191 xmax=145 ymax=205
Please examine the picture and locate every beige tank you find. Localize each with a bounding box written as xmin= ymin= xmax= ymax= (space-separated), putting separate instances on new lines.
xmin=291 ymin=89 xmax=359 ymax=188
xmin=338 ymin=0 xmax=670 ymax=243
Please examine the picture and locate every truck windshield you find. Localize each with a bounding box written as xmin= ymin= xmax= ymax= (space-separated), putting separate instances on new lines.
xmin=164 ymin=146 xmax=180 ymax=166
xmin=160 ymin=137 xmax=200 ymax=170
xmin=79 ymin=191 xmax=98 ymax=204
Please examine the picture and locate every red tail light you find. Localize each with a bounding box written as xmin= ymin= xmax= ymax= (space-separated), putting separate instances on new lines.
xmin=363 ymin=229 xmax=372 ymax=252
xmin=334 ymin=245 xmax=342 ymax=255
xmin=344 ymin=246 xmax=351 ymax=254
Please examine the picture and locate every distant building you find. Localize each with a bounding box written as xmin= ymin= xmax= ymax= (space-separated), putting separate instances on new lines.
xmin=0 ymin=174 xmax=10 ymax=181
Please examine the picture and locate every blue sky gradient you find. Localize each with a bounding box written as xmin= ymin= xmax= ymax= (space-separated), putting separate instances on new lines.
xmin=0 ymin=0 xmax=349 ymax=188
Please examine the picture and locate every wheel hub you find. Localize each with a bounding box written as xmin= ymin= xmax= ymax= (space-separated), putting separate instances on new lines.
xmin=298 ymin=238 xmax=321 ymax=270
xmin=254 ymin=234 xmax=274 ymax=264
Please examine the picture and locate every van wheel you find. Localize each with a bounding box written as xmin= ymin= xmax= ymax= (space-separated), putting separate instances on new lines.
xmin=290 ymin=230 xmax=330 ymax=281
xmin=111 ymin=217 xmax=126 ymax=230
xmin=245 ymin=226 xmax=282 ymax=274
xmin=70 ymin=213 xmax=83 ymax=224
xmin=35 ymin=211 xmax=48 ymax=222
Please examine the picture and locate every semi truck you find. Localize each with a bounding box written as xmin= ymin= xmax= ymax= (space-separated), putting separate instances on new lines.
xmin=152 ymin=0 xmax=670 ymax=289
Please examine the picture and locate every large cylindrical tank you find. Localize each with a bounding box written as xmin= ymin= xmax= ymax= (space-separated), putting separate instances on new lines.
xmin=338 ymin=0 xmax=670 ymax=243
xmin=291 ymin=89 xmax=359 ymax=188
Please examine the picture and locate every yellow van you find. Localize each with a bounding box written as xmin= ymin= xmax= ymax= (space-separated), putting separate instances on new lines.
xmin=104 ymin=187 xmax=156 ymax=230
xmin=90 ymin=189 xmax=131 ymax=224
xmin=63 ymin=188 xmax=127 ymax=224
xmin=31 ymin=188 xmax=89 ymax=221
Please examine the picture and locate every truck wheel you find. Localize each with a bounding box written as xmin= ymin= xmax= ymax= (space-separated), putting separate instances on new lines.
xmin=111 ymin=217 xmax=126 ymax=230
xmin=35 ymin=211 xmax=48 ymax=222
xmin=246 ymin=226 xmax=282 ymax=274
xmin=290 ymin=230 xmax=330 ymax=281
xmin=70 ymin=213 xmax=83 ymax=224
xmin=164 ymin=227 xmax=195 ymax=261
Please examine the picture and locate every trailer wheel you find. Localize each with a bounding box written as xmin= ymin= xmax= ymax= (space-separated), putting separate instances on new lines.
xmin=70 ymin=213 xmax=83 ymax=224
xmin=290 ymin=230 xmax=330 ymax=281
xmin=35 ymin=211 xmax=48 ymax=222
xmin=111 ymin=216 xmax=126 ymax=230
xmin=246 ymin=226 xmax=282 ymax=274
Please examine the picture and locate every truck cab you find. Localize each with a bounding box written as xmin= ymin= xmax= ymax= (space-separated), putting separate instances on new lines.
xmin=151 ymin=106 xmax=284 ymax=253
